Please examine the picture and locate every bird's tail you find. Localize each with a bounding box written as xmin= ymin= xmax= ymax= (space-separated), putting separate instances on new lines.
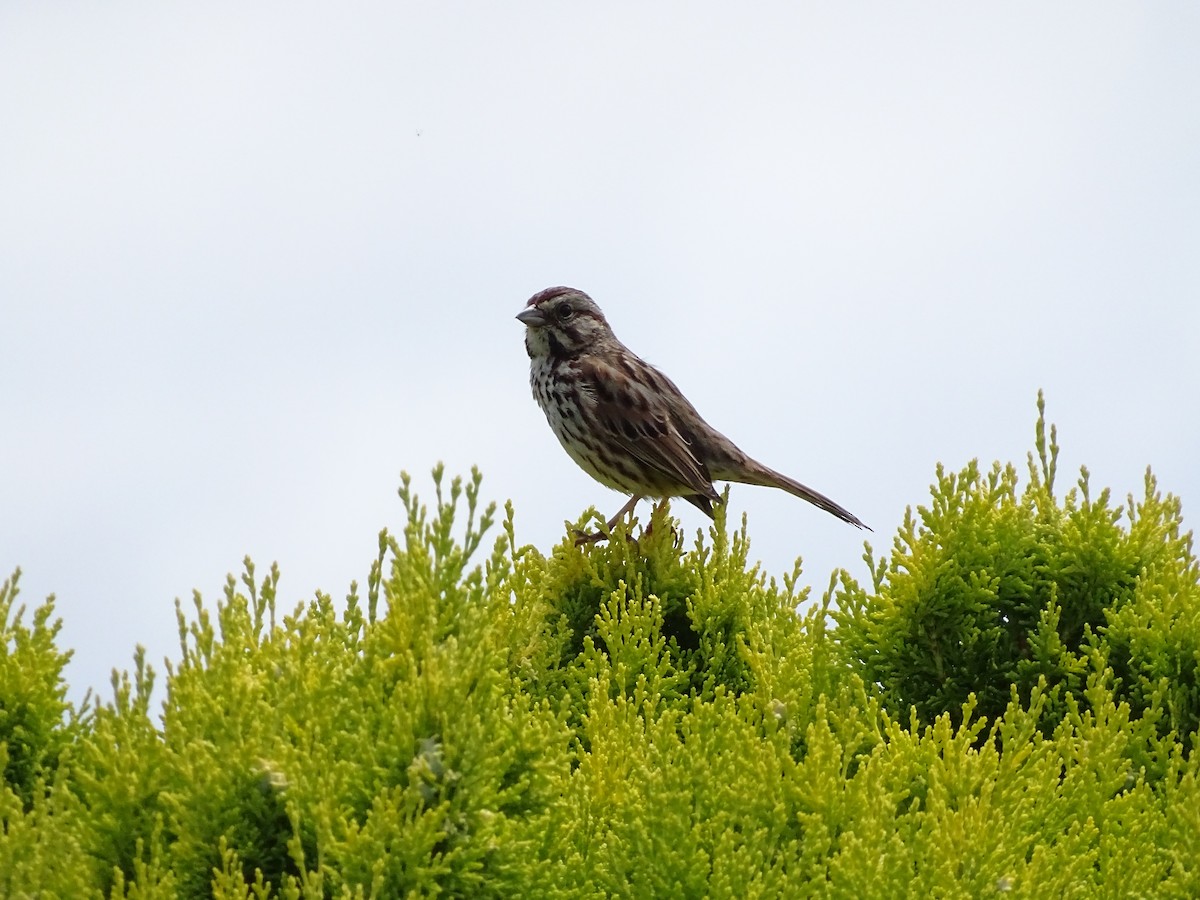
xmin=740 ymin=461 xmax=870 ymax=531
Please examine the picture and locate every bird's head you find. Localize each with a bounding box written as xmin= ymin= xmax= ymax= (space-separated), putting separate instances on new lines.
xmin=517 ymin=286 xmax=616 ymax=360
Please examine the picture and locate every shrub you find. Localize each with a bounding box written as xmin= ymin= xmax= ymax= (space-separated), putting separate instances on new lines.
xmin=835 ymin=393 xmax=1196 ymax=750
xmin=1 ymin=399 xmax=1197 ymax=896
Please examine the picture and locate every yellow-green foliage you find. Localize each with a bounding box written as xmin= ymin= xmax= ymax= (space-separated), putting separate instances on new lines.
xmin=836 ymin=393 xmax=1197 ymax=751
xmin=2 ymin=401 xmax=1198 ymax=897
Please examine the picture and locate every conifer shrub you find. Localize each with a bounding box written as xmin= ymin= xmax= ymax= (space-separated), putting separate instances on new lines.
xmin=835 ymin=393 xmax=1195 ymax=749
xmin=1 ymin=401 xmax=1197 ymax=896
xmin=0 ymin=571 xmax=76 ymax=809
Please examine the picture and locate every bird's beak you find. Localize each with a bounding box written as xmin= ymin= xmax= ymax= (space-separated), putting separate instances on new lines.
xmin=516 ymin=307 xmax=547 ymax=327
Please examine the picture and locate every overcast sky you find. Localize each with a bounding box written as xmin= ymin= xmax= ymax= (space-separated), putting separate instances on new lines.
xmin=3 ymin=3 xmax=1197 ymax=704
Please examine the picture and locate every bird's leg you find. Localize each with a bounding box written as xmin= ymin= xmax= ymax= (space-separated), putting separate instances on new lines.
xmin=606 ymin=495 xmax=643 ymax=531
xmin=641 ymin=500 xmax=682 ymax=547
xmin=574 ymin=495 xmax=642 ymax=545
xmin=641 ymin=499 xmax=671 ymax=538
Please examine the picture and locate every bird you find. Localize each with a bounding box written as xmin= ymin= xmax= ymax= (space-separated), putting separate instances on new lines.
xmin=516 ymin=286 xmax=869 ymax=541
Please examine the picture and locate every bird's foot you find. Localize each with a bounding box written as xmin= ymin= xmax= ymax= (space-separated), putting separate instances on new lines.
xmin=572 ymin=496 xmax=645 ymax=547
xmin=572 ymin=527 xmax=609 ymax=546
xmin=642 ymin=500 xmax=681 ymax=546
xmin=572 ymin=526 xmax=640 ymax=547
xmin=642 ymin=524 xmax=683 ymax=549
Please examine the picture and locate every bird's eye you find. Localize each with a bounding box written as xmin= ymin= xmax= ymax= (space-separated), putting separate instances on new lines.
xmin=556 ymin=302 xmax=574 ymax=320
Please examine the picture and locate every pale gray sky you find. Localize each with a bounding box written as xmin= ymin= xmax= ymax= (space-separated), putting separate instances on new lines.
xmin=3 ymin=3 xmax=1197 ymax=702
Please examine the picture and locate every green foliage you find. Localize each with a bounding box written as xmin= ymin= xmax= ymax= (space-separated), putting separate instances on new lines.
xmin=835 ymin=392 xmax=1195 ymax=747
xmin=1 ymin=402 xmax=1198 ymax=896
xmin=0 ymin=570 xmax=95 ymax=896
xmin=0 ymin=570 xmax=76 ymax=807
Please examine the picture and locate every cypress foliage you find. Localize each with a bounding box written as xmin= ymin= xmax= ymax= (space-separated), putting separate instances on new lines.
xmin=1 ymin=398 xmax=1197 ymax=897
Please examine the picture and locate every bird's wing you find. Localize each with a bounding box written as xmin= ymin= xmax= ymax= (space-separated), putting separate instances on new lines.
xmin=578 ymin=355 xmax=720 ymax=502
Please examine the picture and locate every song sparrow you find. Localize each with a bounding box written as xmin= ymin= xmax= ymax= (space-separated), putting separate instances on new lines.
xmin=517 ymin=286 xmax=869 ymax=540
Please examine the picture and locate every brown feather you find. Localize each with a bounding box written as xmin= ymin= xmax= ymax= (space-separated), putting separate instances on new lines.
xmin=578 ymin=354 xmax=721 ymax=505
